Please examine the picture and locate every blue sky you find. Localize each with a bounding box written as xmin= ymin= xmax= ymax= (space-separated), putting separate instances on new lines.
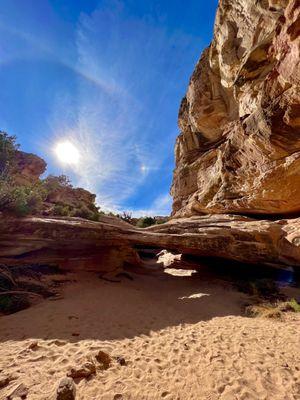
xmin=0 ymin=0 xmax=218 ymax=215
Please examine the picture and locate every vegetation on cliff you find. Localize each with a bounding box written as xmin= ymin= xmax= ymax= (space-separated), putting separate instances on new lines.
xmin=0 ymin=132 xmax=101 ymax=220
xmin=0 ymin=132 xmax=168 ymax=225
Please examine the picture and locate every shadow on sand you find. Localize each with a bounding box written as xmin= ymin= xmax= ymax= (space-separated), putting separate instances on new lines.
xmin=0 ymin=266 xmax=246 ymax=343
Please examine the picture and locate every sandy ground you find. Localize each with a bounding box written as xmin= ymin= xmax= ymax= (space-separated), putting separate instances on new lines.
xmin=0 ymin=269 xmax=300 ymax=400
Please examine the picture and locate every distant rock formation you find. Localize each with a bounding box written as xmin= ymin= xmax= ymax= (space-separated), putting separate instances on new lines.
xmin=13 ymin=151 xmax=47 ymax=186
xmin=172 ymin=0 xmax=300 ymax=217
xmin=0 ymin=139 xmax=99 ymax=220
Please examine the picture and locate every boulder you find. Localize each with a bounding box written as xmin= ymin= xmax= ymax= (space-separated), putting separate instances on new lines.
xmin=13 ymin=151 xmax=46 ymax=186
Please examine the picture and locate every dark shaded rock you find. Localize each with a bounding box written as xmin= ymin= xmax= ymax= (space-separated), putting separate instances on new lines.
xmin=56 ymin=377 xmax=76 ymax=400
xmin=67 ymin=362 xmax=96 ymax=379
xmin=7 ymin=383 xmax=28 ymax=399
xmin=95 ymin=351 xmax=111 ymax=370
xmin=116 ymin=357 xmax=127 ymax=366
xmin=0 ymin=374 xmax=13 ymax=389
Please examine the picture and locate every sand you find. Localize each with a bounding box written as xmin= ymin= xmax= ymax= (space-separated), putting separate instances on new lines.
xmin=0 ymin=269 xmax=299 ymax=400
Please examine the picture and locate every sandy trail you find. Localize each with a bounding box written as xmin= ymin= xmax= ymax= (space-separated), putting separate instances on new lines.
xmin=0 ymin=270 xmax=299 ymax=400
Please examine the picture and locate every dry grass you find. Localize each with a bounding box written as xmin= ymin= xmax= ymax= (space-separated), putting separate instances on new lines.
xmin=245 ymin=298 xmax=300 ymax=319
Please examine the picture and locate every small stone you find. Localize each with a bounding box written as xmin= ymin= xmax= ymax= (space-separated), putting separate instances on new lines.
xmin=95 ymin=351 xmax=111 ymax=370
xmin=67 ymin=362 xmax=96 ymax=379
xmin=56 ymin=377 xmax=76 ymax=400
xmin=28 ymin=341 xmax=39 ymax=350
xmin=7 ymin=383 xmax=28 ymax=399
xmin=116 ymin=357 xmax=126 ymax=366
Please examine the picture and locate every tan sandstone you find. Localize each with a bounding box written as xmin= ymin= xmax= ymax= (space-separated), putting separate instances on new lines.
xmin=171 ymin=0 xmax=300 ymax=217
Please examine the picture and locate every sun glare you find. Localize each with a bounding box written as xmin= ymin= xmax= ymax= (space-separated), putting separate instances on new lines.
xmin=55 ymin=141 xmax=80 ymax=165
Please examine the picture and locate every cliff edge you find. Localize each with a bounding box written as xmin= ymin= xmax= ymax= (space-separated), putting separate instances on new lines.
xmin=172 ymin=0 xmax=300 ymax=217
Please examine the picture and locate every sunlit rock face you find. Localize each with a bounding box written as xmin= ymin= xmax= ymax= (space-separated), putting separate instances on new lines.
xmin=172 ymin=0 xmax=300 ymax=217
xmin=0 ymin=214 xmax=299 ymax=269
xmin=13 ymin=151 xmax=47 ymax=185
xmin=8 ymin=150 xmax=97 ymax=216
xmin=46 ymin=186 xmax=96 ymax=210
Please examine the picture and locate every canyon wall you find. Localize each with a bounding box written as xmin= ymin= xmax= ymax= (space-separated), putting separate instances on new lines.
xmin=171 ymin=0 xmax=300 ymax=217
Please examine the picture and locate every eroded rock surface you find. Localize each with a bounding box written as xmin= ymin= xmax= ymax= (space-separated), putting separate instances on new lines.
xmin=0 ymin=215 xmax=299 ymax=269
xmin=13 ymin=151 xmax=46 ymax=186
xmin=172 ymin=0 xmax=300 ymax=217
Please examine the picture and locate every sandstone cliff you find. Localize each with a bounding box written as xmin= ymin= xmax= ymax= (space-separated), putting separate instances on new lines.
xmin=0 ymin=214 xmax=299 ymax=271
xmin=1 ymin=2 xmax=299 ymax=272
xmin=172 ymin=0 xmax=300 ymax=217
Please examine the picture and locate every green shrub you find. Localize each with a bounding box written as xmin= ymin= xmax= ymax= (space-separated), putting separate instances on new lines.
xmin=1 ymin=184 xmax=46 ymax=217
xmin=0 ymin=132 xmax=19 ymax=175
xmin=70 ymin=205 xmax=99 ymax=221
xmin=0 ymin=132 xmax=102 ymax=221
xmin=0 ymin=177 xmax=14 ymax=208
xmin=245 ymin=298 xmax=300 ymax=320
xmin=136 ymin=216 xmax=156 ymax=228
xmin=53 ymin=204 xmax=71 ymax=217
xmin=42 ymin=174 xmax=72 ymax=192
xmin=286 ymin=298 xmax=300 ymax=313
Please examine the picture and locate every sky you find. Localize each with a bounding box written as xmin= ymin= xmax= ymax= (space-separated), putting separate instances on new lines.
xmin=0 ymin=0 xmax=218 ymax=216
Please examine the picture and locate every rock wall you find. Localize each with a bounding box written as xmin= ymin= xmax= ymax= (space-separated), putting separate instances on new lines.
xmin=172 ymin=0 xmax=300 ymax=217
xmin=0 ymin=214 xmax=299 ymax=269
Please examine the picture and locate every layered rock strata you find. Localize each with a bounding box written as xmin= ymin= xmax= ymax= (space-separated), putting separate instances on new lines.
xmin=0 ymin=214 xmax=299 ymax=271
xmin=171 ymin=0 xmax=300 ymax=217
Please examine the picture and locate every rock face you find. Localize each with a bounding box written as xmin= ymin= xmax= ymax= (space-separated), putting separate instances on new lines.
xmin=46 ymin=186 xmax=96 ymax=210
xmin=172 ymin=0 xmax=300 ymax=217
xmin=0 ymin=214 xmax=299 ymax=269
xmin=13 ymin=151 xmax=46 ymax=186
xmin=1 ymin=2 xmax=299 ymax=271
xmin=4 ymin=148 xmax=99 ymax=219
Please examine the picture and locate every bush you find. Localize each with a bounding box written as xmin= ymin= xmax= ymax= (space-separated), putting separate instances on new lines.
xmin=245 ymin=298 xmax=300 ymax=320
xmin=42 ymin=174 xmax=72 ymax=192
xmin=0 ymin=131 xmax=102 ymax=221
xmin=120 ymin=211 xmax=132 ymax=223
xmin=285 ymin=298 xmax=300 ymax=313
xmin=136 ymin=216 xmax=156 ymax=228
xmin=0 ymin=177 xmax=14 ymax=209
xmin=53 ymin=204 xmax=71 ymax=217
xmin=1 ymin=184 xmax=47 ymax=217
xmin=0 ymin=132 xmax=19 ymax=176
xmin=70 ymin=205 xmax=99 ymax=221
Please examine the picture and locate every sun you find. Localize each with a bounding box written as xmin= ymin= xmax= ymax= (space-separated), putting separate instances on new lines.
xmin=55 ymin=141 xmax=80 ymax=165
